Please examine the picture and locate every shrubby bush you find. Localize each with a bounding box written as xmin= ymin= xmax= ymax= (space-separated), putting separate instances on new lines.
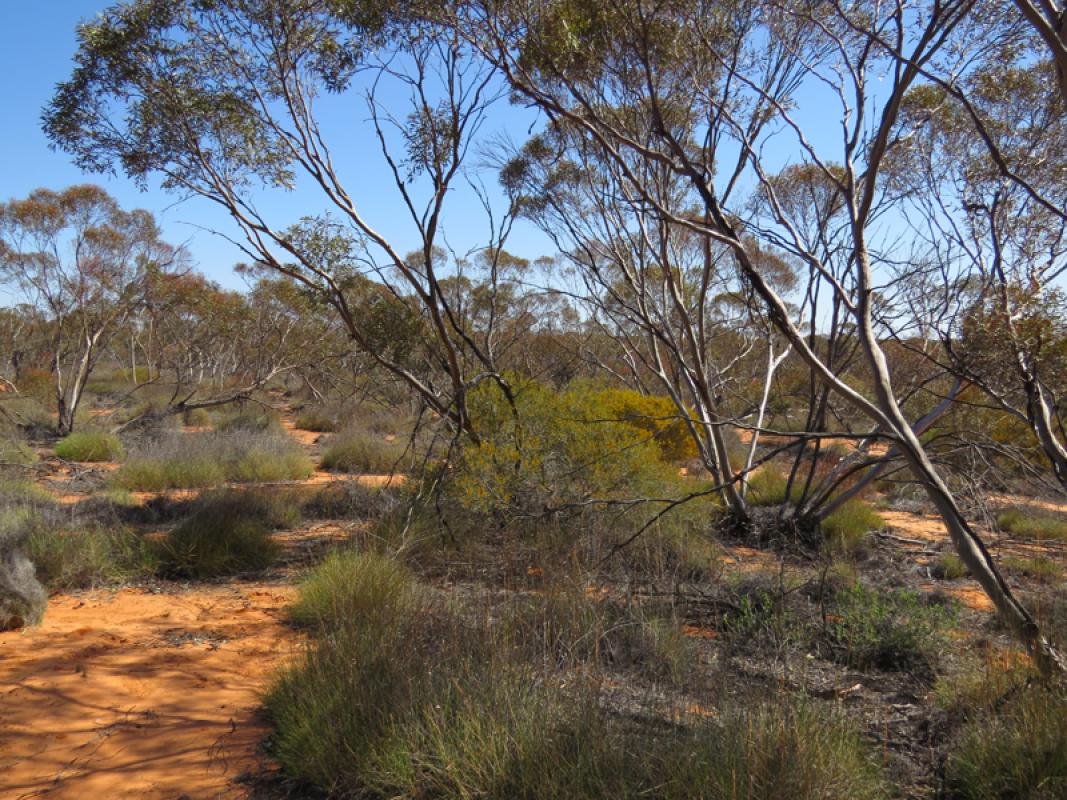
xmin=454 ymin=378 xmax=686 ymax=521
xmin=576 ymin=383 xmax=698 ymax=462
xmin=824 ymin=584 xmax=955 ymax=675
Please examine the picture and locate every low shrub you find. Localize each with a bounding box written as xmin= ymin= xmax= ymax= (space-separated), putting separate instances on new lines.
xmin=301 ymin=481 xmax=391 ymax=520
xmin=320 ymin=430 xmax=405 ymax=474
xmin=54 ymin=431 xmax=124 ymax=462
xmin=945 ymin=684 xmax=1067 ymax=799
xmin=824 ymin=583 xmax=955 ymax=674
xmin=720 ymin=574 xmax=808 ymax=656
xmin=997 ymin=508 xmax=1067 ymax=541
xmin=114 ymin=431 xmax=312 ymax=491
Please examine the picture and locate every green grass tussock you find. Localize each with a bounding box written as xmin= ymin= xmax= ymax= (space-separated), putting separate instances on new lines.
xmin=157 ymin=490 xmax=290 ymax=578
xmin=945 ymin=685 xmax=1067 ymax=799
xmin=114 ymin=431 xmax=312 ymax=491
xmin=294 ymin=407 xmax=338 ymax=433
xmin=821 ymin=499 xmax=882 ymax=554
xmin=288 ymin=548 xmax=420 ymax=631
xmin=27 ymin=524 xmax=159 ymax=590
xmin=54 ymin=431 xmax=124 ymax=462
xmin=932 ymin=552 xmax=969 ymax=580
xmin=1003 ymin=556 xmax=1061 ymax=582
xmin=997 ymin=508 xmax=1067 ymax=541
xmin=825 ymin=584 xmax=955 ymax=675
xmin=267 ymin=553 xmax=886 ymax=800
xmin=745 ymin=467 xmax=801 ymax=507
xmin=319 ymin=429 xmax=405 ymax=474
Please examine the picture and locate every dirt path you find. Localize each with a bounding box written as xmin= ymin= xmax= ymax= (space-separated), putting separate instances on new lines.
xmin=0 ymin=583 xmax=297 ymax=799
xmin=1 ymin=406 xmax=329 ymax=798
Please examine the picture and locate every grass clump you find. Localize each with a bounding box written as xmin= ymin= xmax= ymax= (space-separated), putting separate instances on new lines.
xmin=320 ymin=429 xmax=405 ymax=474
xmin=54 ymin=431 xmax=124 ymax=462
xmin=114 ymin=431 xmax=312 ymax=491
xmin=294 ymin=407 xmax=338 ymax=433
xmin=289 ymin=548 xmax=419 ymax=631
xmin=181 ymin=407 xmax=212 ymax=427
xmin=27 ymin=524 xmax=159 ymax=590
xmin=945 ymin=684 xmax=1067 ymax=799
xmin=824 ymin=583 xmax=955 ymax=675
xmin=933 ymin=649 xmax=1036 ymax=715
xmin=0 ymin=432 xmax=36 ymax=471
xmin=997 ymin=508 xmax=1067 ymax=541
xmin=157 ymin=490 xmax=290 ymax=578
xmin=1004 ymin=556 xmax=1062 ymax=582
xmin=744 ymin=466 xmax=800 ymax=507
xmin=214 ymin=405 xmax=283 ymax=433
xmin=933 ymin=552 xmax=970 ymax=580
xmin=822 ymin=499 xmax=882 ymax=554
xmin=268 ymin=553 xmax=885 ymax=800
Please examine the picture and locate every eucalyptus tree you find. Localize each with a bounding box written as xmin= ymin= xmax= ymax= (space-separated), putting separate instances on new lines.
xmin=1012 ymin=0 xmax=1067 ymax=104
xmin=0 ymin=185 xmax=183 ymax=435
xmin=889 ymin=57 xmax=1067 ymax=493
xmin=44 ymin=0 xmax=519 ymax=441
xmin=459 ymin=0 xmax=1065 ymax=670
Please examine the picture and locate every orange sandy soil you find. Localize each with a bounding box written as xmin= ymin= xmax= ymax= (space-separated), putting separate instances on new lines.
xmin=0 ymin=408 xmax=361 ymax=798
xmin=881 ymin=503 xmax=1067 ymax=612
xmin=0 ymin=584 xmax=297 ymax=799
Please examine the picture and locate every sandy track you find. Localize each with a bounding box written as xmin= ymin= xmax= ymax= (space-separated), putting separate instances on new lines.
xmin=0 ymin=584 xmax=297 ymax=799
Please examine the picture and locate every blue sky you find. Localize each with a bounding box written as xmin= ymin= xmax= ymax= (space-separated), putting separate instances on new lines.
xmin=1 ymin=2 xmax=876 ymax=304
xmin=0 ymin=2 xmax=554 ymax=292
